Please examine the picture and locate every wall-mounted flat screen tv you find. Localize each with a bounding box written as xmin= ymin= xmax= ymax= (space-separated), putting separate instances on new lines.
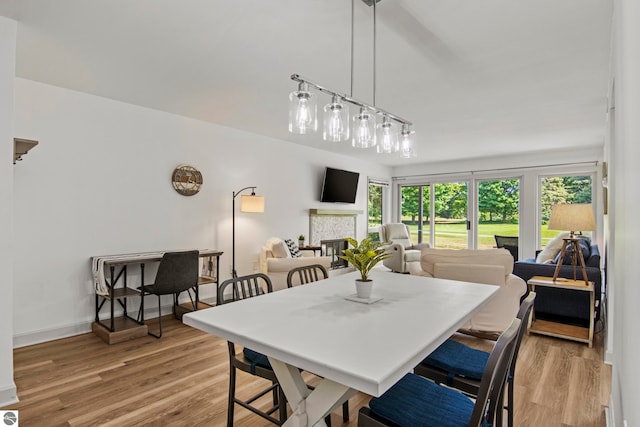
xmin=320 ymin=167 xmax=359 ymax=203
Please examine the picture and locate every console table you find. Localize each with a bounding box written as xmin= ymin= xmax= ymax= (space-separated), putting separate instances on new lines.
xmin=527 ymin=275 xmax=595 ymax=347
xmin=91 ymin=249 xmax=222 ymax=344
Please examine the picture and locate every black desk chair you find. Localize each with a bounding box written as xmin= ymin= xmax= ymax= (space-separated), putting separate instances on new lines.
xmin=138 ymin=250 xmax=199 ymax=338
xmin=414 ymin=292 xmax=536 ymax=427
xmin=358 ymin=318 xmax=521 ymax=427
xmin=495 ymin=235 xmax=519 ymax=261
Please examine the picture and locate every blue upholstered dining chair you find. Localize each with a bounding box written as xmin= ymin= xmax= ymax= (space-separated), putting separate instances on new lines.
xmin=413 ymin=292 xmax=536 ymax=427
xmin=357 ymin=318 xmax=521 ymax=427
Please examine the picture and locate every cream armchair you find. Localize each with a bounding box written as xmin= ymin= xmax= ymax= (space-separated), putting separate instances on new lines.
xmin=416 ymin=248 xmax=527 ymax=338
xmin=259 ymin=238 xmax=331 ymax=291
xmin=380 ymin=223 xmax=430 ymax=274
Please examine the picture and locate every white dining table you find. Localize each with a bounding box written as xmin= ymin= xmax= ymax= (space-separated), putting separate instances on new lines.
xmin=183 ymin=270 xmax=499 ymax=427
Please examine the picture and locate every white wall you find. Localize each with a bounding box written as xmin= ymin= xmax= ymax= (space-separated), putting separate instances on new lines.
xmin=12 ymin=78 xmax=391 ymax=346
xmin=610 ymin=0 xmax=640 ymax=425
xmin=0 ymin=16 xmax=17 ymax=407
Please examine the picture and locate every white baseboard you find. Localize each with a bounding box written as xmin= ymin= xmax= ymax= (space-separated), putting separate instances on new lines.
xmin=0 ymin=382 xmax=18 ymax=407
xmin=13 ymin=301 xmax=179 ymax=348
xmin=608 ymin=364 xmax=624 ymax=427
xmin=13 ymin=322 xmax=92 ymax=348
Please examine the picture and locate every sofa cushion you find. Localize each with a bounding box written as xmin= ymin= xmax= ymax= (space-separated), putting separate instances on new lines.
xmin=586 ymin=244 xmax=600 ymax=268
xmin=419 ymin=248 xmax=526 ymax=334
xmin=284 ymin=239 xmax=302 ymax=258
xmin=536 ymin=232 xmax=570 ymax=263
xmin=421 ymin=248 xmax=514 ymax=277
xmin=271 ymin=239 xmax=290 ymax=258
xmin=434 ymin=263 xmax=505 ymax=286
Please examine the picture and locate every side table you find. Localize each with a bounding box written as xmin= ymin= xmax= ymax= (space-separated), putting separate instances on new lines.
xmin=527 ymin=275 xmax=595 ymax=347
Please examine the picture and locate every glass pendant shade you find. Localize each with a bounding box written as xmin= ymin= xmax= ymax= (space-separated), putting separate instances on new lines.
xmin=288 ymin=82 xmax=317 ymax=134
xmin=399 ymin=125 xmax=416 ymax=158
xmin=376 ymin=116 xmax=398 ymax=154
xmin=323 ymin=95 xmax=350 ymax=142
xmin=352 ymin=108 xmax=376 ymax=148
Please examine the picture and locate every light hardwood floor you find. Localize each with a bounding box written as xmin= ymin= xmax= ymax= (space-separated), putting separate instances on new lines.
xmin=2 ymin=315 xmax=611 ymax=426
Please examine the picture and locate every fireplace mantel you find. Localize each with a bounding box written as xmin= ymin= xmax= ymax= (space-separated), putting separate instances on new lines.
xmin=309 ymin=209 xmax=363 ymax=216
xmin=308 ymin=209 xmax=362 ymax=246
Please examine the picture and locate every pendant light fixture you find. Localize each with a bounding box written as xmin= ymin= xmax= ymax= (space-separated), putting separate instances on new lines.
xmin=288 ymin=82 xmax=317 ymax=134
xmin=376 ymin=115 xmax=398 ymax=153
xmin=399 ymin=123 xmax=416 ymax=158
xmin=323 ymin=95 xmax=350 ymax=142
xmin=352 ymin=107 xmax=376 ymax=148
xmin=288 ymin=0 xmax=415 ymax=156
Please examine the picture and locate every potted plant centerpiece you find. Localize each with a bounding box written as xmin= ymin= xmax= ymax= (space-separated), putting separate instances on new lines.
xmin=338 ymin=237 xmax=391 ymax=299
xmin=298 ymin=234 xmax=305 ymax=248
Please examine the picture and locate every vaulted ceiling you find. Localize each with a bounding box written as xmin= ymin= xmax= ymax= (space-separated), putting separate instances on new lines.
xmin=0 ymin=0 xmax=613 ymax=166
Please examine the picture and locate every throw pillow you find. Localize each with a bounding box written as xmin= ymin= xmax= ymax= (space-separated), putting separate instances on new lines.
xmin=536 ymin=232 xmax=570 ymax=263
xmin=284 ymin=239 xmax=302 ymax=258
xmin=271 ymin=239 xmax=290 ymax=258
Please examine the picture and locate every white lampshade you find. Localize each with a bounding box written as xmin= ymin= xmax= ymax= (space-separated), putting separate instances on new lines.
xmin=547 ymin=204 xmax=595 ymax=233
xmin=240 ymin=194 xmax=265 ymax=213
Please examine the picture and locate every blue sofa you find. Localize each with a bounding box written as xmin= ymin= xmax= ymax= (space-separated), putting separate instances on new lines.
xmin=513 ymin=243 xmax=601 ymax=327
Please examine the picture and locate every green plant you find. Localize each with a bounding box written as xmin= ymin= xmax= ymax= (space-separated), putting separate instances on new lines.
xmin=338 ymin=237 xmax=391 ymax=281
xmin=298 ymin=234 xmax=305 ymax=240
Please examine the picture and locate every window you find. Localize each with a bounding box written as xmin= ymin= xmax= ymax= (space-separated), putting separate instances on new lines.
xmin=368 ymin=179 xmax=388 ymax=241
xmin=401 ymin=182 xmax=469 ymax=248
xmin=477 ymin=178 xmax=520 ymax=250
xmin=540 ymin=175 xmax=593 ymax=247
xmin=394 ymin=165 xmax=597 ymax=259
xmin=433 ymin=182 xmax=468 ymax=249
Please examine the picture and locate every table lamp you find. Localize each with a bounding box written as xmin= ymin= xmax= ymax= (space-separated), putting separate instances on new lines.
xmin=547 ymin=203 xmax=596 ymax=284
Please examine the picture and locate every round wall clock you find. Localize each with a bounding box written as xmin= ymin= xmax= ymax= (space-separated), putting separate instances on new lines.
xmin=171 ymin=164 xmax=203 ymax=196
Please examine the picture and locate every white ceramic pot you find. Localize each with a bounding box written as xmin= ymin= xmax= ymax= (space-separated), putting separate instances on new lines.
xmin=299 ymin=239 xmax=305 ymax=248
xmin=355 ymin=279 xmax=373 ymax=299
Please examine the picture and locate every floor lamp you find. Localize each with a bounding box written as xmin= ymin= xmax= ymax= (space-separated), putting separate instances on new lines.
xmin=547 ymin=203 xmax=596 ymax=284
xmin=232 ymin=187 xmax=265 ymax=278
